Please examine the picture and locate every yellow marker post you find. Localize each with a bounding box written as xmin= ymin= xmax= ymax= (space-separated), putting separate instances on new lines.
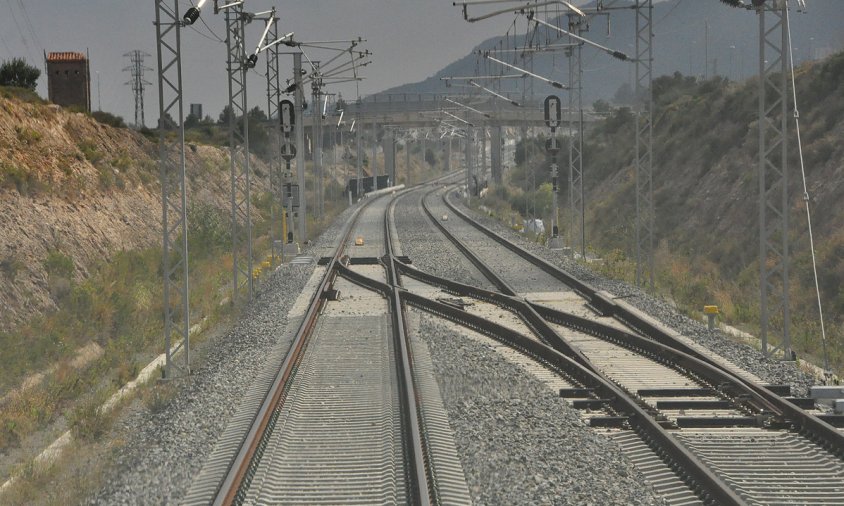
xmin=704 ymin=305 xmax=719 ymax=331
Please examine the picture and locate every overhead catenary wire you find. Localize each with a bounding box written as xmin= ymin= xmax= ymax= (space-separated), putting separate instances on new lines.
xmin=784 ymin=7 xmax=831 ymax=378
xmin=6 ymin=0 xmax=36 ymax=64
xmin=16 ymin=0 xmax=42 ymax=51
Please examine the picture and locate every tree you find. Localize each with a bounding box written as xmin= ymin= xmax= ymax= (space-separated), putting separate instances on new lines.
xmin=0 ymin=58 xmax=40 ymax=90
xmin=218 ymin=105 xmax=234 ymax=125
xmin=424 ymin=148 xmax=436 ymax=167
xmin=247 ymin=105 xmax=267 ymax=122
xmin=592 ymin=99 xmax=611 ymax=114
xmin=612 ymin=82 xmax=635 ymax=106
xmin=185 ymin=113 xmax=200 ymax=129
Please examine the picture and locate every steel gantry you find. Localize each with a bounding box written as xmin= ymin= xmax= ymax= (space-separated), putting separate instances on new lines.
xmin=635 ymin=0 xmax=655 ymax=288
xmin=223 ymin=2 xmax=254 ymax=304
xmin=154 ymin=0 xmax=190 ymax=378
xmin=757 ymin=0 xmax=792 ymax=359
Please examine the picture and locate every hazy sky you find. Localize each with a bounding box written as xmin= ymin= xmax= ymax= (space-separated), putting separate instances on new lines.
xmin=0 ymin=0 xmax=667 ymax=123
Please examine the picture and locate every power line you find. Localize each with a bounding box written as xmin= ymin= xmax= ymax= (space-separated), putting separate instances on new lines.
xmin=16 ymin=0 xmax=43 ymax=50
xmin=6 ymin=0 xmax=35 ymax=63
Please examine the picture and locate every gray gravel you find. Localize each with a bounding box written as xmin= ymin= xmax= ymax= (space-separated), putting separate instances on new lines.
xmin=394 ymin=191 xmax=495 ymax=290
xmin=89 ymin=206 xmax=356 ymax=504
xmin=418 ymin=315 xmax=662 ymax=505
xmin=452 ymin=196 xmax=817 ymax=397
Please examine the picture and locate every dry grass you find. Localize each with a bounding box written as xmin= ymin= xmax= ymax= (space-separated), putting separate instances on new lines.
xmin=1 ymin=410 xmax=125 ymax=506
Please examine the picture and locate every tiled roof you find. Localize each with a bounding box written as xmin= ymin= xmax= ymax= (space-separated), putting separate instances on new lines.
xmin=47 ymin=52 xmax=87 ymax=62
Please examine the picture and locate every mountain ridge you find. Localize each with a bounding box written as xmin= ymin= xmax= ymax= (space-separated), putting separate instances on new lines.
xmin=376 ymin=0 xmax=844 ymax=104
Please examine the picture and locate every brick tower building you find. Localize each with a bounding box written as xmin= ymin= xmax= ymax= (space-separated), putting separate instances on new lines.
xmin=45 ymin=51 xmax=91 ymax=112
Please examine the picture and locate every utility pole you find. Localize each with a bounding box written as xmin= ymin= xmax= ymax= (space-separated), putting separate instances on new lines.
xmin=705 ymin=20 xmax=710 ymax=80
xmin=490 ymin=126 xmax=502 ymax=183
xmin=355 ymin=114 xmax=362 ymax=196
xmin=465 ymin=126 xmax=474 ymax=202
xmin=371 ymin=120 xmax=378 ymax=177
xmin=635 ymin=0 xmax=655 ymax=289
xmin=757 ymin=1 xmax=791 ymax=359
xmin=154 ymin=0 xmax=190 ymax=378
xmin=124 ymin=50 xmax=152 ymax=128
xmin=406 ymin=136 xmax=411 ymax=185
xmin=445 ymin=136 xmax=451 ymax=172
xmin=480 ymin=125 xmax=488 ymax=184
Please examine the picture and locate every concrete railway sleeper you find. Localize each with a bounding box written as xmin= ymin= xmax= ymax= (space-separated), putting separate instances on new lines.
xmin=404 ymin=185 xmax=844 ymax=504
xmin=184 ymin=190 xmax=435 ymax=505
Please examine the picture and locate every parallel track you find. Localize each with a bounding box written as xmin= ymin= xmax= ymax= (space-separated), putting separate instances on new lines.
xmin=388 ymin=184 xmax=844 ymax=505
xmin=186 ymin=178 xmax=843 ymax=506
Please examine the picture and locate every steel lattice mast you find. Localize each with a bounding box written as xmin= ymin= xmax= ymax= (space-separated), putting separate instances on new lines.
xmin=223 ymin=2 xmax=254 ymax=304
xmin=758 ymin=0 xmax=791 ymax=359
xmin=293 ymin=52 xmax=307 ymax=242
xmin=635 ymin=0 xmax=655 ymax=288
xmin=265 ymin=17 xmax=282 ymax=264
xmin=154 ymin=0 xmax=190 ymax=378
xmin=567 ymin=16 xmax=585 ymax=259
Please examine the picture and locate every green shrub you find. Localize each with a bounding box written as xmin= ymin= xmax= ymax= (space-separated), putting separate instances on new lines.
xmin=0 ymin=161 xmax=39 ymax=194
xmin=0 ymin=84 xmax=44 ymax=103
xmin=15 ymin=126 xmax=41 ymax=145
xmin=91 ymin=110 xmax=126 ymax=129
xmin=97 ymin=164 xmax=114 ymax=189
xmin=78 ymin=141 xmax=104 ymax=165
xmin=67 ymin=389 xmax=115 ymax=442
xmin=187 ymin=202 xmax=231 ymax=256
xmin=44 ymin=250 xmax=74 ymax=278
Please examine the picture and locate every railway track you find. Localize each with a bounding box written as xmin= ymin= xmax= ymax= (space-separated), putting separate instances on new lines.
xmin=384 ymin=183 xmax=844 ymax=505
xmin=184 ymin=188 xmax=455 ymax=505
xmin=184 ymin=178 xmax=843 ymax=505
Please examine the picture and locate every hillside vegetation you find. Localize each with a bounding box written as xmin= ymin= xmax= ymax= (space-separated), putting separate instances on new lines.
xmin=0 ymin=86 xmax=281 ymax=462
xmin=490 ymin=50 xmax=844 ymax=374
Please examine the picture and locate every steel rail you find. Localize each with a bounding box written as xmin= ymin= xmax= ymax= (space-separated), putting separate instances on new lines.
xmin=439 ymin=188 xmax=844 ymax=454
xmin=212 ymin=193 xmax=401 ymax=505
xmin=382 ymin=187 xmax=433 ymax=505
xmin=408 ymin=186 xmax=744 ymax=504
xmin=336 ymin=261 xmax=743 ymax=505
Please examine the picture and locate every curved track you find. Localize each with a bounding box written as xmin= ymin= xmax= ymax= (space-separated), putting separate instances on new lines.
xmin=185 ymin=178 xmax=844 ymax=506
xmin=387 ymin=183 xmax=844 ymax=505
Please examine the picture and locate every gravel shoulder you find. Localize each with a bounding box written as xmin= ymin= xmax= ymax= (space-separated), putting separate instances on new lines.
xmin=89 ymin=208 xmax=354 ymax=504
